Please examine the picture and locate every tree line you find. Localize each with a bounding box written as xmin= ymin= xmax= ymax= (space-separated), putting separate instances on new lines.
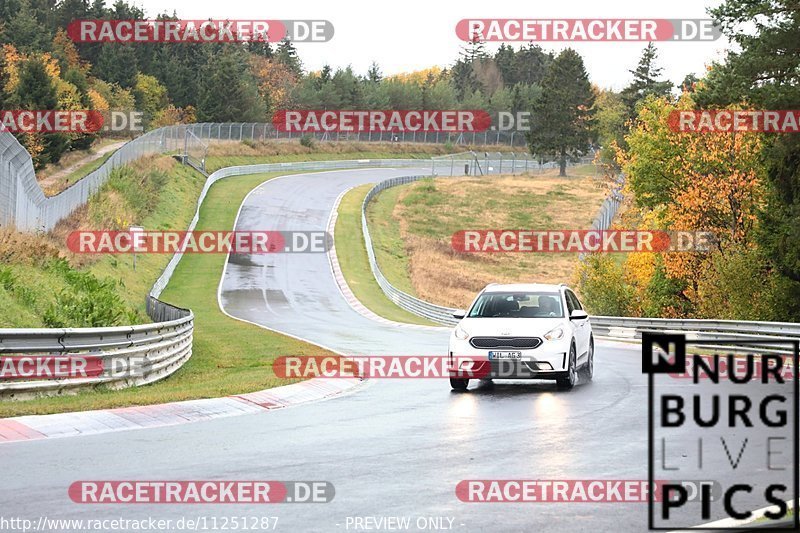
xmin=0 ymin=0 xmax=673 ymax=171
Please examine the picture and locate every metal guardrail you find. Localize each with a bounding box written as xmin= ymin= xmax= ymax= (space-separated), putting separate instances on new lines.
xmin=360 ymin=166 xmax=620 ymax=327
xmin=589 ymin=316 xmax=800 ymax=355
xmin=361 ymin=175 xmax=462 ymax=326
xmin=0 ymin=297 xmax=192 ymax=400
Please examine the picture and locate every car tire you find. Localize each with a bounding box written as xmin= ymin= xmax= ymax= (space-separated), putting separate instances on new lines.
xmin=557 ymin=344 xmax=577 ymax=390
xmin=579 ymin=337 xmax=594 ymax=381
xmin=450 ymin=378 xmax=469 ymax=391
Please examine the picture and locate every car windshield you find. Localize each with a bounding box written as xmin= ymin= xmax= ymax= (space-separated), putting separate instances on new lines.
xmin=467 ymin=292 xmax=564 ymax=318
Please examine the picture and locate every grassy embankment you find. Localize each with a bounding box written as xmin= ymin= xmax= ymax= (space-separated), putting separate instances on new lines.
xmin=0 ymin=140 xmax=458 ymax=416
xmin=353 ymin=165 xmax=609 ymax=310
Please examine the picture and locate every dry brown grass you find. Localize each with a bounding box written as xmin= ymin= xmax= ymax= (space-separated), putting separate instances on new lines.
xmin=206 ymin=139 xmax=509 ymax=157
xmin=0 ymin=229 xmax=62 ymax=267
xmin=392 ymin=169 xmax=609 ymax=309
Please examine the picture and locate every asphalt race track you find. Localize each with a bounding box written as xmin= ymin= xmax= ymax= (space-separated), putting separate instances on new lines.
xmin=1 ymin=168 xmax=794 ymax=532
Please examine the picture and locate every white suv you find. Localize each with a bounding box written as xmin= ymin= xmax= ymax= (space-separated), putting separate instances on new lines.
xmin=448 ymin=283 xmax=594 ymax=391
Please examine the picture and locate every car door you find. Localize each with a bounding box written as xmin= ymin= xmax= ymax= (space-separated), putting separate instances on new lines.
xmin=566 ymin=290 xmax=589 ymax=360
xmin=562 ymin=290 xmax=580 ymax=359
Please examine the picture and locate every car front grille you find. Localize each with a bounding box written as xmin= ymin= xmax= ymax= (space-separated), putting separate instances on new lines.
xmin=469 ymin=336 xmax=543 ymax=350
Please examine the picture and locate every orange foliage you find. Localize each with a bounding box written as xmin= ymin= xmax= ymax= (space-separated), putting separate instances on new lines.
xmin=52 ymin=29 xmax=85 ymax=72
xmin=250 ymin=56 xmax=297 ymax=112
xmin=615 ymin=95 xmax=768 ymax=315
xmin=387 ymin=67 xmax=443 ymax=84
xmin=151 ymin=105 xmax=196 ymax=127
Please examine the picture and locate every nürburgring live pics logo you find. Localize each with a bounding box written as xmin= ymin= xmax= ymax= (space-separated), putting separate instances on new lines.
xmin=643 ymin=332 xmax=799 ymax=530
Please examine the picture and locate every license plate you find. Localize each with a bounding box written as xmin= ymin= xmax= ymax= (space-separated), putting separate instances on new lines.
xmin=488 ymin=351 xmax=522 ymax=360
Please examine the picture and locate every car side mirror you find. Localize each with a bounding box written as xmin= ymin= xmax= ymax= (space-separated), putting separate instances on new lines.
xmin=570 ymin=310 xmax=589 ymax=320
xmin=452 ymin=309 xmax=466 ymax=320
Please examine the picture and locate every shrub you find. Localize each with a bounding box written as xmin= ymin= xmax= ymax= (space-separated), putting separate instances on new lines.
xmin=696 ymin=246 xmax=798 ymax=321
xmin=300 ymin=134 xmax=316 ymax=149
xmin=576 ymin=254 xmax=635 ymax=316
xmin=42 ymin=259 xmax=138 ymax=327
xmin=87 ymin=165 xmax=168 ymax=229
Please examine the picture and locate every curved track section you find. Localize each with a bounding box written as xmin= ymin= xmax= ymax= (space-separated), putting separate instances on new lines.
xmin=0 ymin=167 xmax=790 ymax=532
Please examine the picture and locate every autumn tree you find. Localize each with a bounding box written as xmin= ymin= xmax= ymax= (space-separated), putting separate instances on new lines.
xmin=616 ymin=94 xmax=768 ymax=317
xmin=133 ymin=73 xmax=169 ymax=127
xmin=250 ymin=56 xmax=298 ymax=113
xmin=592 ymin=89 xmax=628 ymax=170
xmin=14 ymin=57 xmax=69 ymax=167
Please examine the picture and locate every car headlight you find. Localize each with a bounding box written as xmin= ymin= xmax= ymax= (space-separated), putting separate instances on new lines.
xmin=454 ymin=325 xmax=470 ymax=340
xmin=544 ymin=326 xmax=564 ymax=341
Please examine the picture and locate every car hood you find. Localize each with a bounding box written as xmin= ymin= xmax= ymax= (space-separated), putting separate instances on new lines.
xmin=457 ymin=317 xmax=566 ymax=338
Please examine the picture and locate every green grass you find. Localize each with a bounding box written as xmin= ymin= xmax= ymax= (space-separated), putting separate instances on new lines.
xmin=205 ymin=152 xmax=435 ymax=173
xmin=334 ymin=185 xmax=437 ymax=326
xmin=0 ymin=170 xmax=339 ymax=417
xmin=366 ymin=186 xmax=419 ymax=296
xmin=85 ymin=163 xmax=205 ymax=318
xmin=361 ymin=175 xmax=580 ymax=298
xmin=0 ymin=162 xmax=205 ymax=329
xmin=61 ymin=149 xmax=116 ymax=185
xmin=570 ymin=163 xmax=600 ymax=177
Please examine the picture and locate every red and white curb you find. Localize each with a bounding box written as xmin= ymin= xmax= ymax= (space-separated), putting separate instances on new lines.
xmin=0 ymin=377 xmax=360 ymax=444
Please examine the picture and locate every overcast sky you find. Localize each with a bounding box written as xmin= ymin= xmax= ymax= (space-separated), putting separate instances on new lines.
xmin=130 ymin=0 xmax=730 ymax=91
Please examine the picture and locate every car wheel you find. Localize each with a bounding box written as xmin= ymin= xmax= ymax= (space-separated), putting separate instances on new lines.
xmin=580 ymin=337 xmax=594 ymax=381
xmin=450 ymin=378 xmax=469 ymax=391
xmin=557 ymin=344 xmax=577 ymax=390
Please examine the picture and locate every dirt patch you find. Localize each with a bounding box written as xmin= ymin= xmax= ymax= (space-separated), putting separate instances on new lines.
xmin=38 ymin=140 xmax=126 ymax=196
